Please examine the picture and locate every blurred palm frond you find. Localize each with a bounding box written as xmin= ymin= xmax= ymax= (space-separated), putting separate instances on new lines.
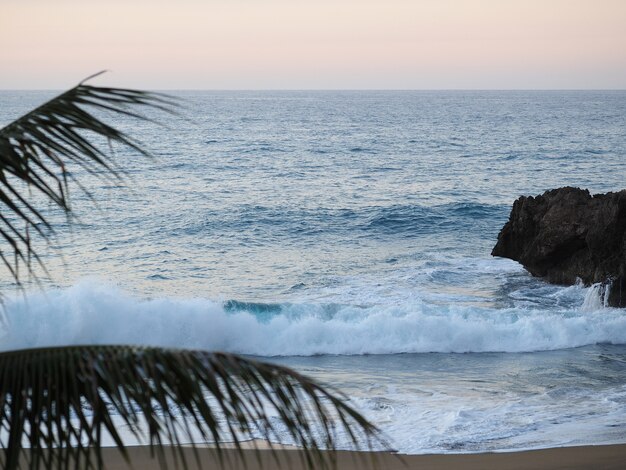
xmin=0 ymin=77 xmax=174 ymax=283
xmin=0 ymin=345 xmax=382 ymax=470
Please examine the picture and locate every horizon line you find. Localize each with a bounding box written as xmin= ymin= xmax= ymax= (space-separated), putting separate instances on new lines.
xmin=1 ymin=88 xmax=625 ymax=92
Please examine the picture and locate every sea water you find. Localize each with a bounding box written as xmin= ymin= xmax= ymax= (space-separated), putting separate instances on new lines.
xmin=0 ymin=90 xmax=625 ymax=453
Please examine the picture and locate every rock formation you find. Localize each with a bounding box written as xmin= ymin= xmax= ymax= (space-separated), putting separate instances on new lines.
xmin=492 ymin=187 xmax=626 ymax=307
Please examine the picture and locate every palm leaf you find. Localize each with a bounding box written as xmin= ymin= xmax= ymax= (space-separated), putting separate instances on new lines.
xmin=0 ymin=346 xmax=383 ymax=470
xmin=0 ymin=80 xmax=387 ymax=469
xmin=0 ymin=73 xmax=175 ymax=284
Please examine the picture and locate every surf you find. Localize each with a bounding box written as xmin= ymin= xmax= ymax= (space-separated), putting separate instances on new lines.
xmin=3 ymin=281 xmax=625 ymax=356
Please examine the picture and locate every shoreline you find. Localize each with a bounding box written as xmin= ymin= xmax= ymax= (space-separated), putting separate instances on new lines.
xmin=95 ymin=443 xmax=626 ymax=469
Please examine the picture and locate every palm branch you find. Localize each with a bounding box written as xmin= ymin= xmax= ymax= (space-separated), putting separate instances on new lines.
xmin=0 ymin=71 xmax=174 ymax=283
xmin=0 ymin=346 xmax=381 ymax=470
xmin=0 ymin=77 xmax=385 ymax=469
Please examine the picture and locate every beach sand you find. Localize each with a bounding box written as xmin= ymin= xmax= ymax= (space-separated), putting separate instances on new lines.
xmin=96 ymin=442 xmax=626 ymax=469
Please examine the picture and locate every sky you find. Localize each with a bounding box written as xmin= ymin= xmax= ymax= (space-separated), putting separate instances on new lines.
xmin=1 ymin=0 xmax=625 ymax=89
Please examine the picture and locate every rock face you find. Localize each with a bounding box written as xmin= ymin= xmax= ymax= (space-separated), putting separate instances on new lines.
xmin=492 ymin=187 xmax=626 ymax=307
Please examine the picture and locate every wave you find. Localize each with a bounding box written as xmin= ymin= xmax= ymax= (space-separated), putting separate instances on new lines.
xmin=365 ymin=203 xmax=505 ymax=234
xmin=171 ymin=202 xmax=508 ymax=239
xmin=1 ymin=282 xmax=625 ymax=356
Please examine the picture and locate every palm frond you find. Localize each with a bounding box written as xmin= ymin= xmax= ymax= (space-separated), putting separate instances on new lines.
xmin=0 ymin=345 xmax=384 ymax=470
xmin=0 ymin=75 xmax=175 ymax=284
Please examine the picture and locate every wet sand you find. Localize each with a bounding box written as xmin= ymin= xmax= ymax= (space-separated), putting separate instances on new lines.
xmin=98 ymin=442 xmax=626 ymax=469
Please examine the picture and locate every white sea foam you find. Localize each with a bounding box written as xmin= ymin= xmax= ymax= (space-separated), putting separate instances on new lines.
xmin=347 ymin=381 xmax=626 ymax=454
xmin=1 ymin=281 xmax=625 ymax=355
xmin=581 ymin=282 xmax=609 ymax=312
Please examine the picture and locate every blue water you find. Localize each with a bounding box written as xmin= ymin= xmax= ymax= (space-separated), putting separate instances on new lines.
xmin=1 ymin=91 xmax=625 ymax=453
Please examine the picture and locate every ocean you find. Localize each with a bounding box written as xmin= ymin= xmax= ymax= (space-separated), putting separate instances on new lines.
xmin=1 ymin=90 xmax=625 ymax=453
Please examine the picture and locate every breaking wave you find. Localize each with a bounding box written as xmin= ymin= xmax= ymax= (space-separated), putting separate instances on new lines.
xmin=2 ymin=281 xmax=625 ymax=356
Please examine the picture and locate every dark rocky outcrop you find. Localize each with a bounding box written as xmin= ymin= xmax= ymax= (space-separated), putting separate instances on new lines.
xmin=492 ymin=187 xmax=626 ymax=307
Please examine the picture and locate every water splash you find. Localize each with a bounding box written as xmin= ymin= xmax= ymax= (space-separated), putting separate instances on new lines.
xmin=581 ymin=279 xmax=613 ymax=312
xmin=3 ymin=281 xmax=626 ymax=356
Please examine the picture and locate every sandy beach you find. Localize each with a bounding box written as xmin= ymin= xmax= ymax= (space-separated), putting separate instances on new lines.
xmin=95 ymin=443 xmax=626 ymax=470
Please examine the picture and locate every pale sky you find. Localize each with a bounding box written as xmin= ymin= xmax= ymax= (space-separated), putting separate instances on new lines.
xmin=1 ymin=0 xmax=625 ymax=89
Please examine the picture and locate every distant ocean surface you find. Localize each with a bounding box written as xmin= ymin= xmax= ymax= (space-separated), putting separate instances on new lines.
xmin=1 ymin=90 xmax=625 ymax=453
